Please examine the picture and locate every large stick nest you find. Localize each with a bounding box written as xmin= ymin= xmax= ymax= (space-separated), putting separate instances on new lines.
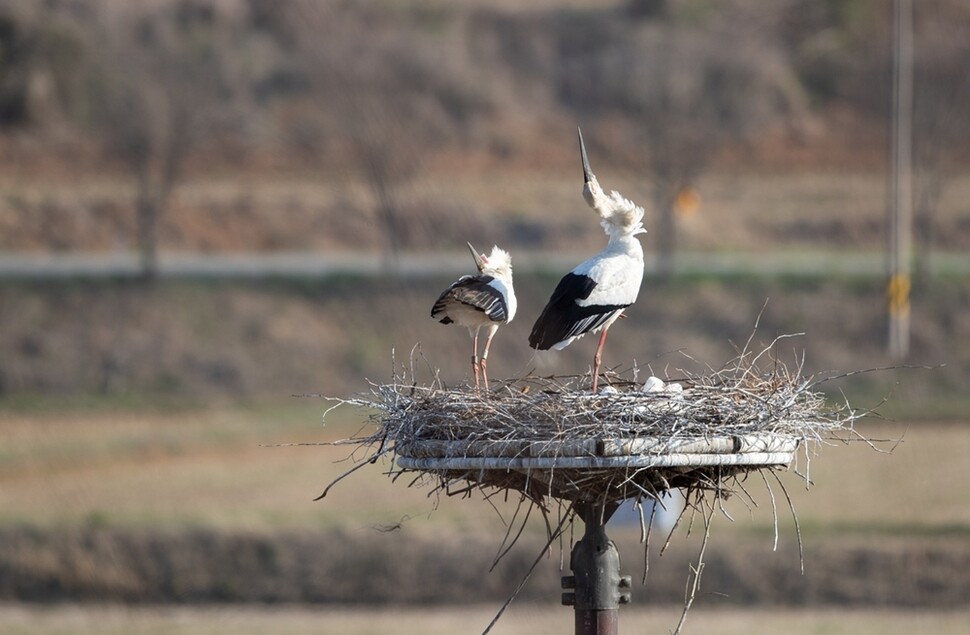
xmin=323 ymin=337 xmax=863 ymax=507
xmin=309 ymin=336 xmax=885 ymax=635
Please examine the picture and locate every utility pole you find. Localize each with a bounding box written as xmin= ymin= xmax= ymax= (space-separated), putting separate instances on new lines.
xmin=887 ymin=0 xmax=914 ymax=359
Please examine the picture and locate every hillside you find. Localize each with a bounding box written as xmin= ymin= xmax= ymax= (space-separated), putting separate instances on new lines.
xmin=1 ymin=0 xmax=968 ymax=260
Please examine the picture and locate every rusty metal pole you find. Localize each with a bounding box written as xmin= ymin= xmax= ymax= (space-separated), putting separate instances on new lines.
xmin=562 ymin=502 xmax=631 ymax=635
xmin=887 ymin=0 xmax=914 ymax=359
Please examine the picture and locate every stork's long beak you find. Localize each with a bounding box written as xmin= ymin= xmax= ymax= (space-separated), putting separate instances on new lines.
xmin=578 ymin=127 xmax=593 ymax=184
xmin=467 ymin=241 xmax=486 ymax=272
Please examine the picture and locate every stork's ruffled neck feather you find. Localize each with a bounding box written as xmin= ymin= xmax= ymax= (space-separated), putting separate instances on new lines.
xmin=481 ymin=245 xmax=513 ymax=281
xmin=583 ymin=175 xmax=646 ymax=239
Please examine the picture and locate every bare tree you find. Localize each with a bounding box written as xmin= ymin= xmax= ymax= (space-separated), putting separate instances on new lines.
xmin=85 ymin=3 xmax=248 ymax=280
xmin=279 ymin=1 xmax=481 ymax=269
xmin=911 ymin=5 xmax=970 ymax=281
xmin=625 ymin=9 xmax=812 ymax=278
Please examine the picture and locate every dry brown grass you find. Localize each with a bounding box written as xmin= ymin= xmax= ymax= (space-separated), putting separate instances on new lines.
xmin=0 ymin=604 xmax=967 ymax=635
xmin=2 ymin=172 xmax=970 ymax=253
xmin=2 ymin=404 xmax=969 ymax=615
xmin=0 ymin=402 xmax=522 ymax=532
xmin=2 ymin=400 xmax=969 ymax=535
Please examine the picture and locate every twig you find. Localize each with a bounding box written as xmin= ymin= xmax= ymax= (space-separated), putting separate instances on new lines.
xmin=670 ymin=489 xmax=717 ymax=635
xmin=772 ymin=469 xmax=804 ymax=574
xmin=481 ymin=511 xmax=571 ymax=635
xmin=642 ymin=499 xmax=658 ymax=584
xmin=313 ymin=446 xmax=394 ymax=501
xmin=759 ymin=469 xmax=780 ymax=552
xmin=490 ymin=497 xmax=534 ymax=572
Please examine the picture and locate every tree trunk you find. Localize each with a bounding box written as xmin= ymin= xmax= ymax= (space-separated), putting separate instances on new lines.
xmin=377 ymin=199 xmax=402 ymax=270
xmin=367 ymin=164 xmax=403 ymax=274
xmin=136 ymin=190 xmax=158 ymax=282
xmin=654 ymin=190 xmax=676 ymax=281
xmin=913 ymin=172 xmax=942 ymax=285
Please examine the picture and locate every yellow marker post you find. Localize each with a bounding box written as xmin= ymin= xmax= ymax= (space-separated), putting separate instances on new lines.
xmin=887 ymin=273 xmax=911 ymax=317
xmin=887 ymin=272 xmax=911 ymax=359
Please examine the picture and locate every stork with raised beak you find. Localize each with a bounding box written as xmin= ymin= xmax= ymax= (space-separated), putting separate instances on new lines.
xmin=529 ymin=129 xmax=646 ymax=391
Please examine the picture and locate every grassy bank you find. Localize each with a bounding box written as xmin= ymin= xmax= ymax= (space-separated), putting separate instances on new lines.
xmin=1 ymin=274 xmax=966 ymax=418
xmin=2 ymin=523 xmax=968 ymax=607
xmin=2 ymin=399 xmax=969 ymax=606
xmin=3 ymin=605 xmax=969 ymax=635
xmin=3 ymin=399 xmax=969 ymax=534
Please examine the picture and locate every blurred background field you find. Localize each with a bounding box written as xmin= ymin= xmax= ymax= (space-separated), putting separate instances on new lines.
xmin=4 ymin=400 xmax=967 ymax=535
xmin=3 ymin=605 xmax=970 ymax=635
xmin=1 ymin=0 xmax=969 ymax=633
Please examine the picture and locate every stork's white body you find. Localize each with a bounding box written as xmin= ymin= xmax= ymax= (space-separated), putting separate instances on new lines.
xmin=548 ymin=234 xmax=643 ymax=350
xmin=436 ymin=277 xmax=516 ymax=330
xmin=432 ymin=245 xmax=516 ymax=389
xmin=529 ymin=130 xmax=645 ymax=390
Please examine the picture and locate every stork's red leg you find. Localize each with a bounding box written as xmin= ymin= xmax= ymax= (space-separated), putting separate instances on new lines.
xmin=471 ymin=329 xmax=481 ymax=390
xmin=591 ymin=326 xmax=610 ymax=392
xmin=480 ymin=328 xmax=497 ymax=390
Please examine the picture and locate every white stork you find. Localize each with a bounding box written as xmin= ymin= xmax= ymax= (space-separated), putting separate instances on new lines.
xmin=529 ymin=129 xmax=646 ymax=391
xmin=431 ymin=243 xmax=517 ymax=389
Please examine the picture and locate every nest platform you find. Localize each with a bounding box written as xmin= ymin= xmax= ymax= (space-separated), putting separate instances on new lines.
xmin=397 ymin=432 xmax=798 ymax=503
xmin=331 ymin=354 xmax=858 ymax=507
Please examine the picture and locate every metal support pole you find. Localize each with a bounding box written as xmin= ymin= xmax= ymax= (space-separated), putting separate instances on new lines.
xmin=562 ymin=502 xmax=631 ymax=635
xmin=887 ymin=0 xmax=914 ymax=359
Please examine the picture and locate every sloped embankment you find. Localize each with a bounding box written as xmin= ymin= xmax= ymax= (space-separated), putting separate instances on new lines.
xmin=2 ymin=524 xmax=968 ymax=607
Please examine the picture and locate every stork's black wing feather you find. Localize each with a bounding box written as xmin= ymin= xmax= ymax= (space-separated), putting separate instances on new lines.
xmin=529 ymin=273 xmax=627 ymax=350
xmin=431 ymin=275 xmax=508 ymax=323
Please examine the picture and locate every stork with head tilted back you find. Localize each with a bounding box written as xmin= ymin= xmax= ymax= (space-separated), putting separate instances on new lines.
xmin=432 ymin=243 xmax=517 ymax=390
xmin=529 ymin=129 xmax=646 ymax=392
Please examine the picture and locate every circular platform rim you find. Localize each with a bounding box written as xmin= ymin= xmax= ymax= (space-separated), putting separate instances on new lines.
xmin=397 ymin=450 xmax=795 ymax=471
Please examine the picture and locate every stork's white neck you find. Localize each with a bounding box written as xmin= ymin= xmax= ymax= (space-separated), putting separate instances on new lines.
xmin=585 ymin=175 xmax=646 ymax=239
xmin=604 ymin=231 xmax=644 ymax=257
xmin=484 ymin=266 xmax=513 ymax=286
